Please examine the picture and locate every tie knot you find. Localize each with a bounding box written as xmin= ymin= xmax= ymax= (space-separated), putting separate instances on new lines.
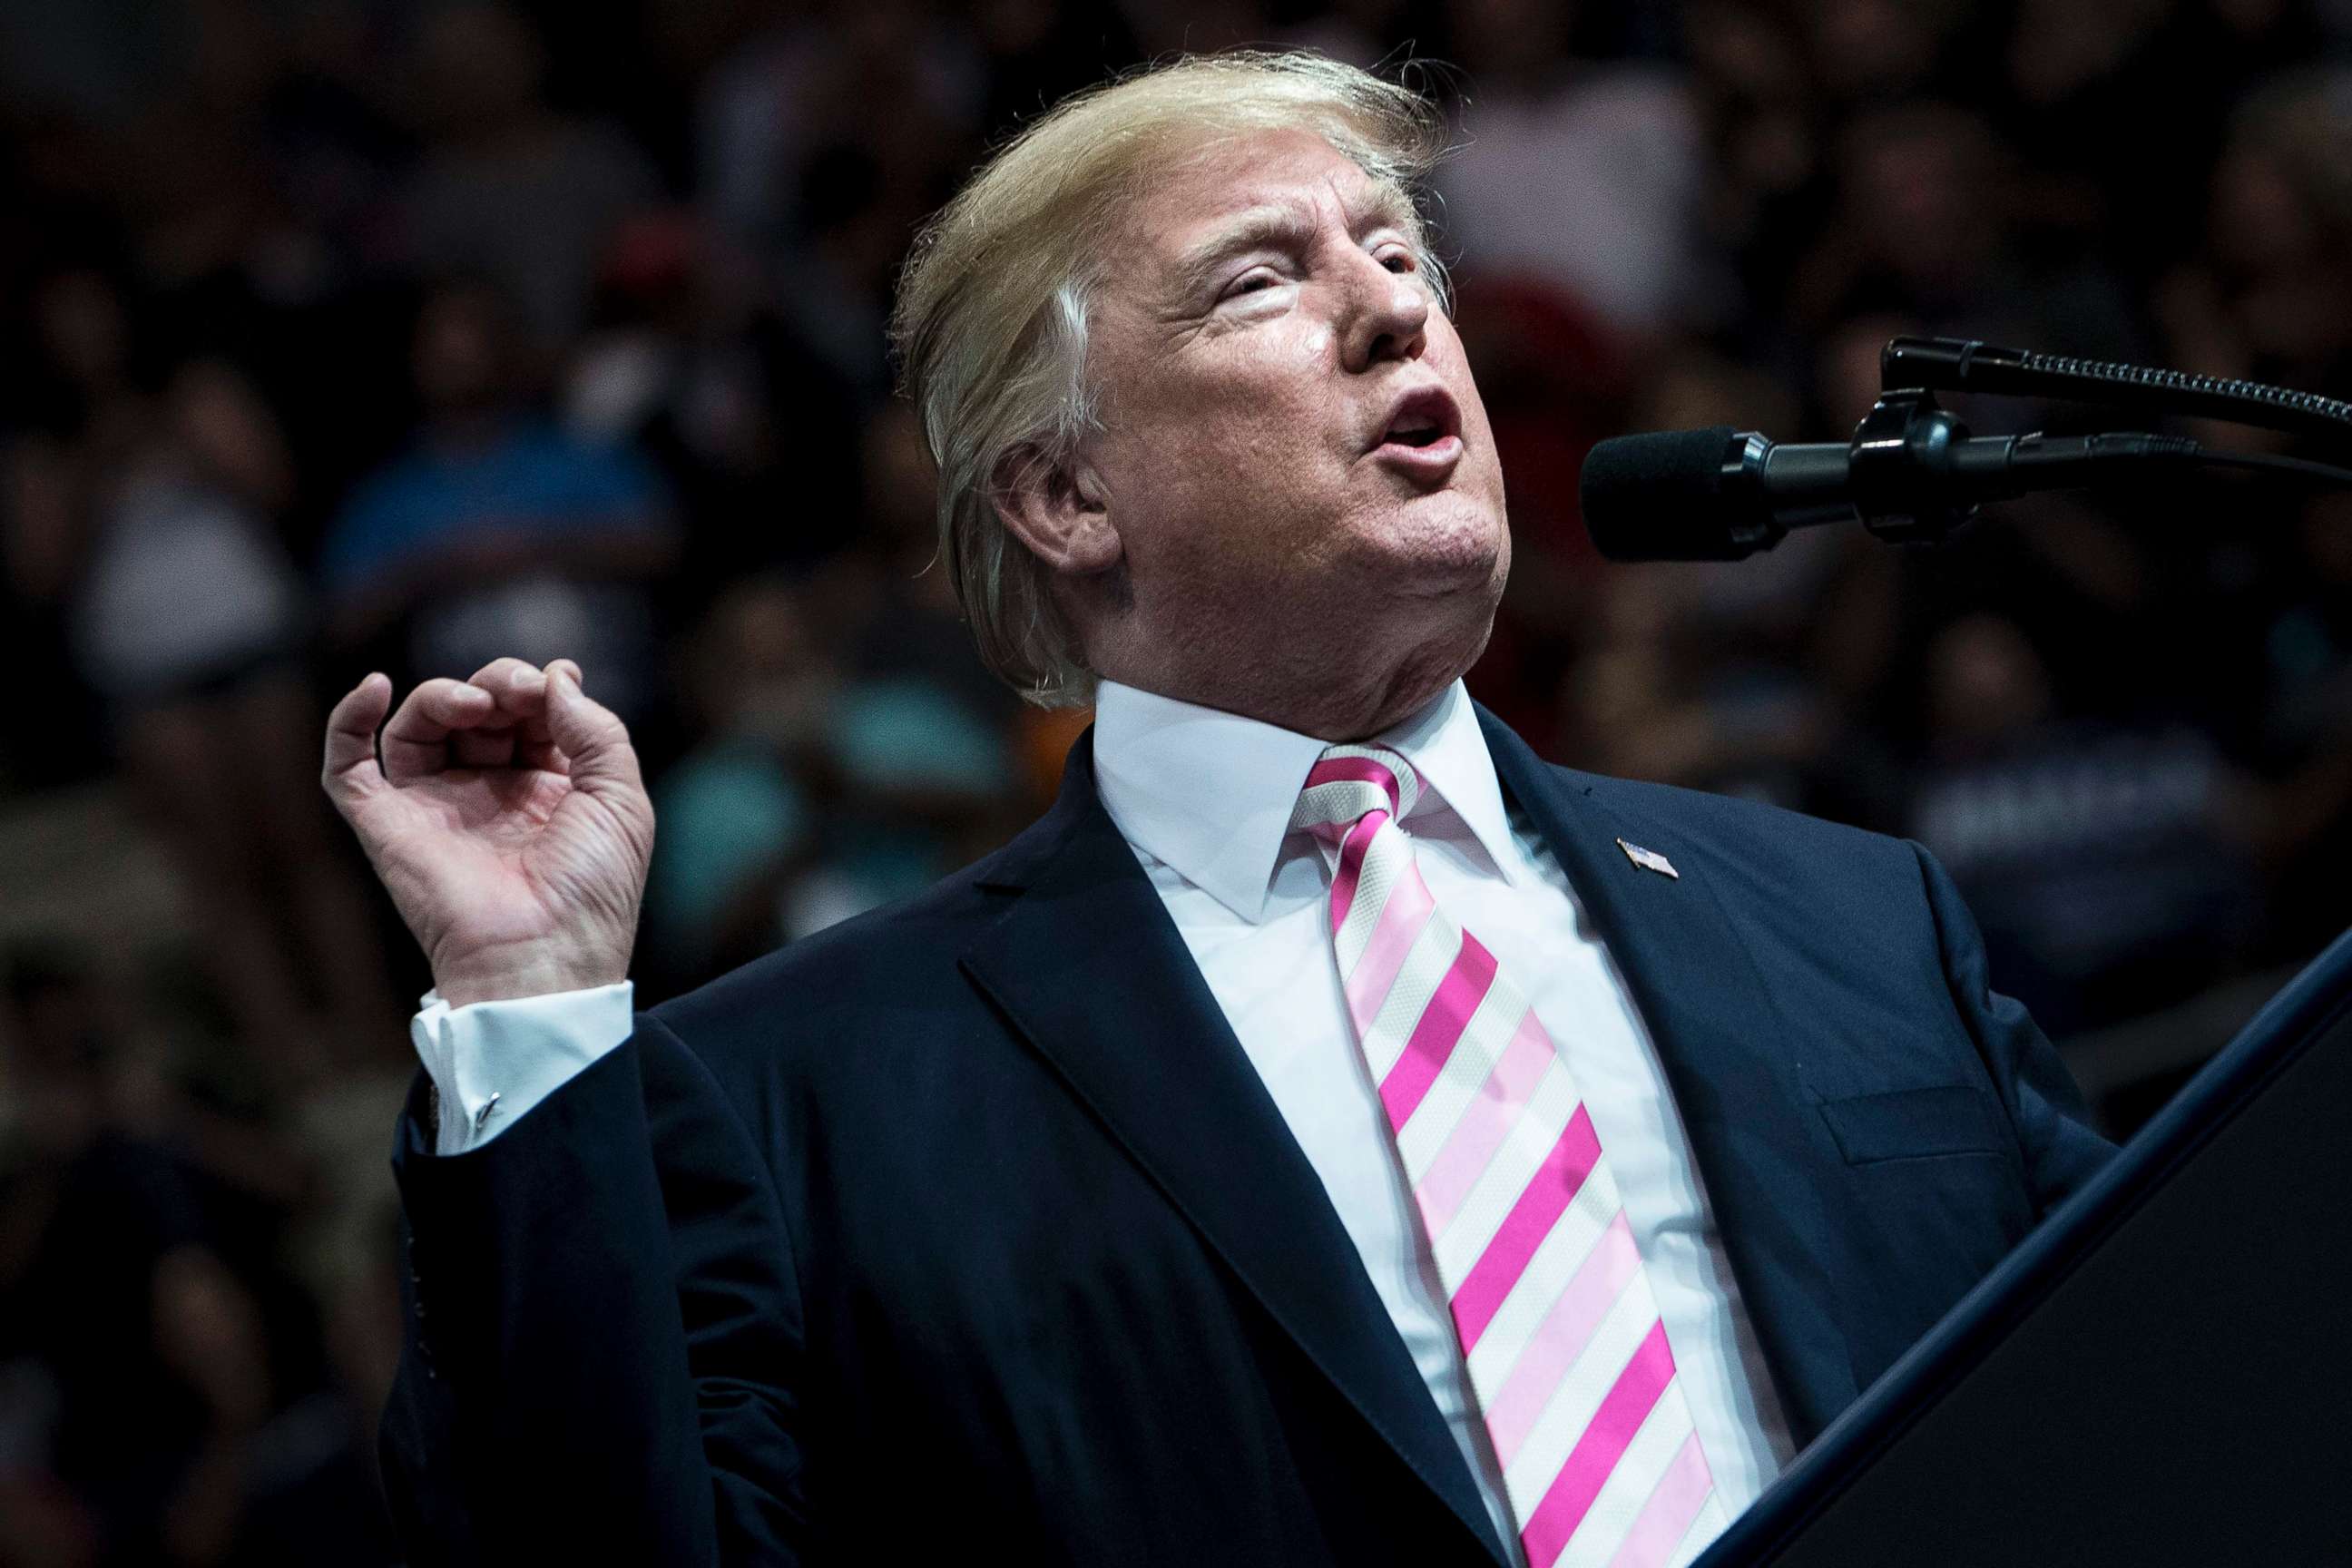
xmin=1289 ymin=744 xmax=1422 ymax=839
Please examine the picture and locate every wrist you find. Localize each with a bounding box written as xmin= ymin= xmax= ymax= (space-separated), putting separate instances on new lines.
xmin=433 ymin=946 xmax=631 ymax=1009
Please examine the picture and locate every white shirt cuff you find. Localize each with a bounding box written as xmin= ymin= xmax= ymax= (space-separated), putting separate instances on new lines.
xmin=409 ymin=981 xmax=636 ymax=1156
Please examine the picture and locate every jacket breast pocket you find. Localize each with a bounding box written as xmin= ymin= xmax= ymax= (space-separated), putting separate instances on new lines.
xmin=1818 ymin=1084 xmax=2008 ymax=1166
xmin=1818 ymin=1082 xmax=2034 ymax=1382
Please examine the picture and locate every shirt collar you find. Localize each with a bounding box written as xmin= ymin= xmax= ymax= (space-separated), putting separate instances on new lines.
xmin=1092 ymin=677 xmax=1518 ymax=923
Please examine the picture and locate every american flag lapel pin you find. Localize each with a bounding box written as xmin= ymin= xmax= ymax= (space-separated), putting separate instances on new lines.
xmin=1615 ymin=838 xmax=1680 ymax=878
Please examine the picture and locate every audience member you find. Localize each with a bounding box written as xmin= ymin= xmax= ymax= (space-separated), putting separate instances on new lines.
xmin=1435 ymin=0 xmax=1709 ymax=338
xmin=320 ymin=278 xmax=678 ymax=726
xmin=402 ymin=4 xmax=662 ymax=348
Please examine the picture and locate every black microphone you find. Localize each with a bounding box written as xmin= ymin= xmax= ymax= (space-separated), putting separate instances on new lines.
xmin=1579 ymin=423 xmax=2200 ymax=562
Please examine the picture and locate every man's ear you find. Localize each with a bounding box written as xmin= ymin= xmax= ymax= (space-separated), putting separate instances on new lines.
xmin=991 ymin=445 xmax=1122 ymax=575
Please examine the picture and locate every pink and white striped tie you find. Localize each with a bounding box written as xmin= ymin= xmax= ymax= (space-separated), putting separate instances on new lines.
xmin=1291 ymin=745 xmax=1730 ymax=1568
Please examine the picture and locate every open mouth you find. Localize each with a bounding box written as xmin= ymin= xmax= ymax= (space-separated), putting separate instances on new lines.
xmin=1372 ymin=387 xmax=1463 ymax=459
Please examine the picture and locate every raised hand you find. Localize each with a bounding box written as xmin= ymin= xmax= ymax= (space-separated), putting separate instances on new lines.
xmin=321 ymin=658 xmax=655 ymax=1007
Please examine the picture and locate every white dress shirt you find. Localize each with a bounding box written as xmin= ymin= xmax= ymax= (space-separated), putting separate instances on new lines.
xmin=410 ymin=678 xmax=1793 ymax=1553
xmin=411 ymin=981 xmax=635 ymax=1157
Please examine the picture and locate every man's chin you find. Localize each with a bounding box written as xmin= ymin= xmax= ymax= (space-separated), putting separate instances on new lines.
xmin=1375 ymin=504 xmax=1511 ymax=602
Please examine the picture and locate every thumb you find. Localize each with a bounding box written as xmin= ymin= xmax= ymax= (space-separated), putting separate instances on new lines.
xmin=544 ymin=664 xmax=646 ymax=802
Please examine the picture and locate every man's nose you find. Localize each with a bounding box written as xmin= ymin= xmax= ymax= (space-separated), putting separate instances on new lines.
xmin=1338 ymin=250 xmax=1430 ymax=371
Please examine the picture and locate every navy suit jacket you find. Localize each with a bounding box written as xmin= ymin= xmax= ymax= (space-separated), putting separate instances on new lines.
xmin=380 ymin=710 xmax=2112 ymax=1564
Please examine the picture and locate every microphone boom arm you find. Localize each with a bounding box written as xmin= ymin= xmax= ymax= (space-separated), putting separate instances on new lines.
xmin=1880 ymin=338 xmax=2352 ymax=446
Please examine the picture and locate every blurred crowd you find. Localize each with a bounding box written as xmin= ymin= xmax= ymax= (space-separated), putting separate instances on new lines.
xmin=2 ymin=0 xmax=2349 ymax=1560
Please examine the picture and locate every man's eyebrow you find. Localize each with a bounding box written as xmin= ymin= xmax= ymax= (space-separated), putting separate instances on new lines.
xmin=1166 ymin=191 xmax=1419 ymax=301
xmin=1168 ymin=206 xmax=1315 ymax=300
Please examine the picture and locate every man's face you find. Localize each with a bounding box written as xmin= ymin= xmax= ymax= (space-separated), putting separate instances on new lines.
xmin=1076 ymin=128 xmax=1510 ymax=710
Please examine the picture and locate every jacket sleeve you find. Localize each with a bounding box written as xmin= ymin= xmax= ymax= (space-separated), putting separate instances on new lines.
xmin=378 ymin=1012 xmax=806 ymax=1563
xmin=1911 ymin=841 xmax=2117 ymax=1218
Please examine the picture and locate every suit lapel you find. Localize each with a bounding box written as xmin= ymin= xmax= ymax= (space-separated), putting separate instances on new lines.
xmin=961 ymin=737 xmax=1510 ymax=1563
xmin=1479 ymin=711 xmax=1862 ymax=1443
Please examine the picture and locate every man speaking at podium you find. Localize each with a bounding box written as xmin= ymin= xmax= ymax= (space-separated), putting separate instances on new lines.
xmin=322 ymin=52 xmax=2112 ymax=1568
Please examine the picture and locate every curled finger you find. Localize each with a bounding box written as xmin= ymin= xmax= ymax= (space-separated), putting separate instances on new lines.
xmin=469 ymin=656 xmax=550 ymax=717
xmin=382 ymin=679 xmax=501 ymax=779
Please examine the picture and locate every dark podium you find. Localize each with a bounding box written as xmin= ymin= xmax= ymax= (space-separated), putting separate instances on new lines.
xmin=1698 ymin=927 xmax=2352 ymax=1566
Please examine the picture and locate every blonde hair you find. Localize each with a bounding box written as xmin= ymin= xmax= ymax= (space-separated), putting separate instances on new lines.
xmin=889 ymin=50 xmax=1453 ymax=709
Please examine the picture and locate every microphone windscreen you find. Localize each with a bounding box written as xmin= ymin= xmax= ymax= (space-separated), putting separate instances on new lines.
xmin=1579 ymin=426 xmax=1743 ymax=561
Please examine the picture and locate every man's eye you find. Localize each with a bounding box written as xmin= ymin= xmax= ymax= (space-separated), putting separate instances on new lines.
xmin=1224 ymin=271 xmax=1279 ymax=299
xmin=1380 ymin=250 xmax=1416 ymax=274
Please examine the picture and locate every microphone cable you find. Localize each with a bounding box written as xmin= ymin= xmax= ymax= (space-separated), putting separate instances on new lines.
xmin=2185 ymin=448 xmax=2352 ymax=490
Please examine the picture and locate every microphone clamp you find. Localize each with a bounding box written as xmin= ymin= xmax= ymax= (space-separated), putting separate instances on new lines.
xmin=1847 ymin=389 xmax=1984 ymax=546
xmin=1722 ymin=391 xmax=2201 ymax=551
xmin=1707 ymin=391 xmax=1996 ymax=554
